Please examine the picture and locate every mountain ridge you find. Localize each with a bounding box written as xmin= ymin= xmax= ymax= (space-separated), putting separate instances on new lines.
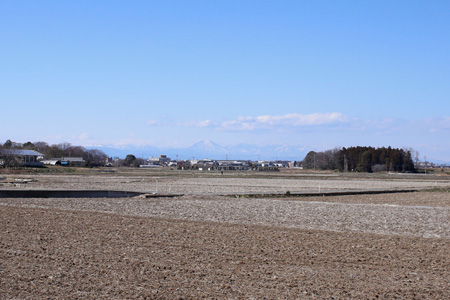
xmin=89 ymin=140 xmax=309 ymax=161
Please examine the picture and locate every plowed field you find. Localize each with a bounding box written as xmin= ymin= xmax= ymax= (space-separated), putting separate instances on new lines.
xmin=1 ymin=170 xmax=449 ymax=299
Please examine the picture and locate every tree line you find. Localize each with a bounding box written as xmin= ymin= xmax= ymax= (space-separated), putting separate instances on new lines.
xmin=302 ymin=146 xmax=416 ymax=172
xmin=1 ymin=140 xmax=108 ymax=167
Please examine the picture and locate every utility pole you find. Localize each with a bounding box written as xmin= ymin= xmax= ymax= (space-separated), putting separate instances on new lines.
xmin=424 ymin=156 xmax=427 ymax=174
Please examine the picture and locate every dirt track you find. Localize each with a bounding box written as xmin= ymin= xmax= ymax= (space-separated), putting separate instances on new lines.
xmin=1 ymin=171 xmax=449 ymax=299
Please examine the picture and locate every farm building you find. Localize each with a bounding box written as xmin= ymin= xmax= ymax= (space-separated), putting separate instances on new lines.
xmin=0 ymin=149 xmax=44 ymax=167
xmin=42 ymin=157 xmax=86 ymax=166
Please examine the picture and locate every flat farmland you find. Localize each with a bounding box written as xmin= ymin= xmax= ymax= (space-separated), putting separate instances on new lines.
xmin=1 ymin=169 xmax=449 ymax=299
xmin=2 ymin=169 xmax=449 ymax=193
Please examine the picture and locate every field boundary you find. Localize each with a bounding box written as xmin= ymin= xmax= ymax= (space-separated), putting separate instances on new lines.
xmin=227 ymin=188 xmax=423 ymax=198
xmin=0 ymin=187 xmax=441 ymax=199
xmin=0 ymin=189 xmax=142 ymax=198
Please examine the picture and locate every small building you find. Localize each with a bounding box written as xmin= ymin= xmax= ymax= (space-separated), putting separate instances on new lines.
xmin=0 ymin=149 xmax=44 ymax=167
xmin=41 ymin=159 xmax=61 ymax=166
xmin=42 ymin=157 xmax=86 ymax=167
xmin=167 ymin=161 xmax=178 ymax=167
xmin=158 ymin=155 xmax=171 ymax=165
xmin=60 ymin=157 xmax=85 ymax=166
xmin=257 ymin=161 xmax=274 ymax=168
xmin=147 ymin=155 xmax=171 ymax=166
xmin=217 ymin=160 xmax=250 ymax=170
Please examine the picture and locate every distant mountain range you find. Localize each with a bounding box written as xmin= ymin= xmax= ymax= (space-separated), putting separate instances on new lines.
xmin=90 ymin=140 xmax=310 ymax=161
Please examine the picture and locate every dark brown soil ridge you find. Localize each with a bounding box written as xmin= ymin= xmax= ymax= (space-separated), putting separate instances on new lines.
xmin=227 ymin=188 xmax=422 ymax=198
xmin=0 ymin=188 xmax=429 ymax=199
xmin=0 ymin=189 xmax=142 ymax=198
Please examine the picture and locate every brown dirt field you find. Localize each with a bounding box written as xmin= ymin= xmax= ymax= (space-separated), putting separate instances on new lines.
xmin=1 ymin=192 xmax=449 ymax=239
xmin=2 ymin=170 xmax=450 ymax=194
xmin=1 ymin=171 xmax=449 ymax=299
xmin=1 ymin=204 xmax=449 ymax=299
xmin=281 ymin=191 xmax=450 ymax=207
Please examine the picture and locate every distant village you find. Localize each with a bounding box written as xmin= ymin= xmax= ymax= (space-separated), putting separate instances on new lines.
xmin=0 ymin=149 xmax=447 ymax=173
xmin=120 ymin=154 xmax=298 ymax=171
xmin=0 ymin=140 xmax=448 ymax=172
xmin=0 ymin=139 xmax=300 ymax=170
xmin=0 ymin=149 xmax=300 ymax=171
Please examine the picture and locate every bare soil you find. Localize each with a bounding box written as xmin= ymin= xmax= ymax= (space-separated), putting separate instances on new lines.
xmin=1 ymin=170 xmax=449 ymax=194
xmin=1 ymin=171 xmax=449 ymax=299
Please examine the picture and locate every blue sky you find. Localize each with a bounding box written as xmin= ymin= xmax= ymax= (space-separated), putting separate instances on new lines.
xmin=1 ymin=1 xmax=449 ymax=161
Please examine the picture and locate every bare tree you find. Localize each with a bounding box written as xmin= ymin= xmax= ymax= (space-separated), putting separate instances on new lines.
xmin=412 ymin=150 xmax=420 ymax=166
xmin=86 ymin=149 xmax=108 ymax=166
xmin=0 ymin=148 xmax=21 ymax=168
xmin=33 ymin=142 xmax=49 ymax=154
xmin=57 ymin=142 xmax=72 ymax=151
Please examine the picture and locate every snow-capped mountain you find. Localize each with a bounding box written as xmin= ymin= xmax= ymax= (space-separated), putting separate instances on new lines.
xmin=91 ymin=140 xmax=309 ymax=161
xmin=186 ymin=140 xmax=228 ymax=155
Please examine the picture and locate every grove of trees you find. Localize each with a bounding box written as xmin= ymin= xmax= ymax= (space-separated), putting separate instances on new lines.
xmin=0 ymin=140 xmax=108 ymax=167
xmin=302 ymin=146 xmax=416 ymax=173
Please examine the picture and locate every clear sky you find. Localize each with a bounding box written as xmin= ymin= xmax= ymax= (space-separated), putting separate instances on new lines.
xmin=1 ymin=1 xmax=449 ymax=161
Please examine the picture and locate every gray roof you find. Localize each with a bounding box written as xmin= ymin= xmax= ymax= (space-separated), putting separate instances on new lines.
xmin=0 ymin=149 xmax=44 ymax=156
xmin=61 ymin=157 xmax=85 ymax=162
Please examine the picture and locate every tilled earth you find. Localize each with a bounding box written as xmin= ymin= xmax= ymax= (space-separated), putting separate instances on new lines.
xmin=1 ymin=193 xmax=449 ymax=239
xmin=1 ymin=205 xmax=449 ymax=299
xmin=3 ymin=172 xmax=450 ymax=193
xmin=1 ymin=172 xmax=449 ymax=299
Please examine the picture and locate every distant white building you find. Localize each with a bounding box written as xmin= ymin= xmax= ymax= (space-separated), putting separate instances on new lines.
xmin=147 ymin=155 xmax=171 ymax=166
